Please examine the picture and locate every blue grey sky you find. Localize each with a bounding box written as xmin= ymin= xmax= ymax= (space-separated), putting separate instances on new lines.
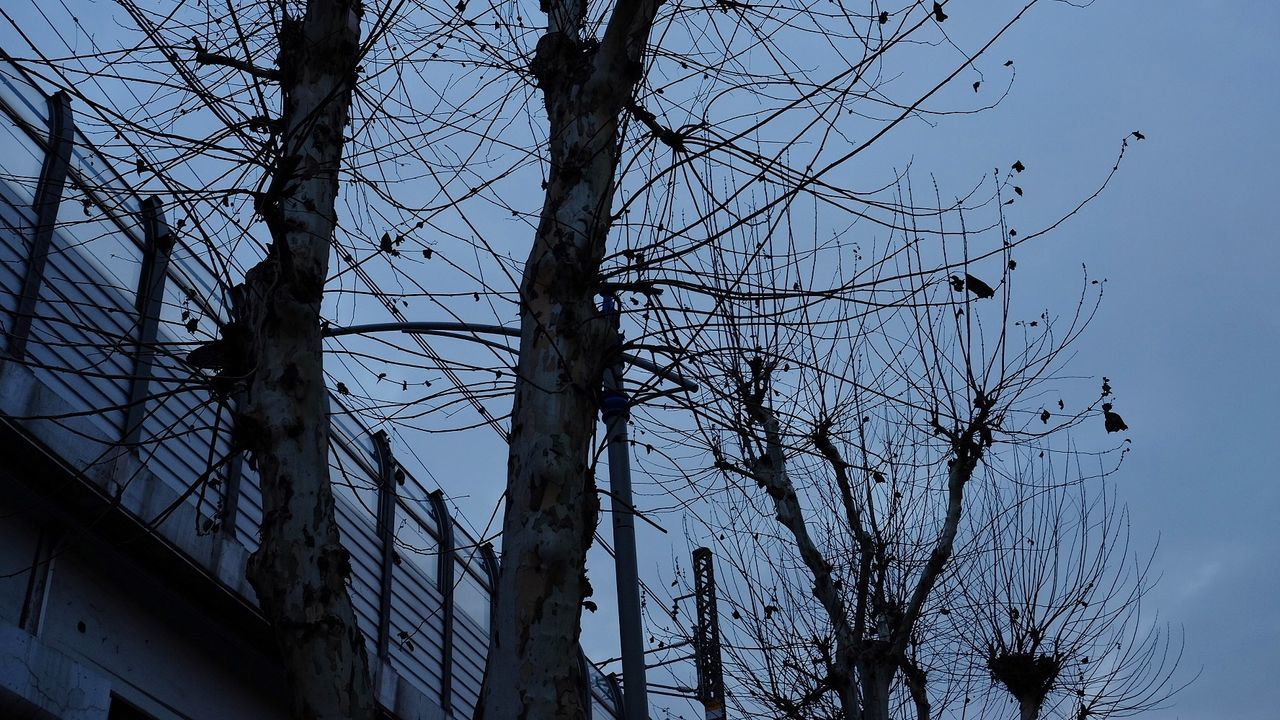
xmin=961 ymin=5 xmax=1280 ymax=717
xmin=816 ymin=3 xmax=1280 ymax=718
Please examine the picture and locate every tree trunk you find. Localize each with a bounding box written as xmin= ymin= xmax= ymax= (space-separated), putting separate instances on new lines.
xmin=237 ymin=2 xmax=373 ymax=719
xmin=745 ymin=397 xmax=860 ymax=717
xmin=479 ymin=0 xmax=660 ymax=716
xmin=859 ymin=660 xmax=895 ymax=720
xmin=477 ymin=38 xmax=622 ymax=720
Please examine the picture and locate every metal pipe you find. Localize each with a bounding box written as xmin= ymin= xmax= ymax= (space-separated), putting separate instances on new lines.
xmin=323 ymin=321 xmax=698 ymax=392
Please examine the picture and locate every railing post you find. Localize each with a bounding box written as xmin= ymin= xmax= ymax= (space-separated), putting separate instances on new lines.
xmin=578 ymin=651 xmax=594 ymax=718
xmin=425 ymin=488 xmax=456 ymax=714
xmin=607 ymin=672 xmax=625 ymax=719
xmin=220 ymin=285 xmax=253 ymax=538
xmin=372 ymin=430 xmax=399 ymax=662
xmin=6 ymin=90 xmax=73 ymax=360
xmin=478 ymin=541 xmax=499 ymax=641
xmin=119 ymin=196 xmax=174 ymax=452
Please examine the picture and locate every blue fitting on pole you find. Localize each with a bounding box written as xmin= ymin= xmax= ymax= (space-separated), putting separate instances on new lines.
xmin=601 ymin=389 xmax=629 ymax=420
xmin=600 ymin=292 xmax=621 ymax=327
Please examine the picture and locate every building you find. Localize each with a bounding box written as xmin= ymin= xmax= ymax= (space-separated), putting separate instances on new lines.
xmin=0 ymin=54 xmax=624 ymax=720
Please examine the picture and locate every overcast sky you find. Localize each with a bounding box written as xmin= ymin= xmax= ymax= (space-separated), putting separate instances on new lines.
xmin=4 ymin=1 xmax=1277 ymax=718
xmin=936 ymin=4 xmax=1280 ymax=718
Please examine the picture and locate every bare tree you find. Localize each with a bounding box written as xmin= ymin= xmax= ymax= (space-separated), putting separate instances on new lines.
xmin=477 ymin=0 xmax=665 ymax=712
xmin=155 ymin=0 xmax=378 ymax=716
xmin=640 ymin=171 xmax=1156 ymax=719
xmin=480 ymin=2 xmax=1080 ymax=714
xmin=228 ymin=3 xmax=376 ymax=719
xmin=952 ymin=453 xmax=1187 ymax=720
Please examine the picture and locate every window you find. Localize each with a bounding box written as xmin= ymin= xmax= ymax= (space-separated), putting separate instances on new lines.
xmin=395 ymin=502 xmax=440 ymax=586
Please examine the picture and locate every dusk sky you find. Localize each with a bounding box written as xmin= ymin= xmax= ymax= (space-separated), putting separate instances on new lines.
xmin=2 ymin=1 xmax=1277 ymax=718
xmin=930 ymin=4 xmax=1280 ymax=718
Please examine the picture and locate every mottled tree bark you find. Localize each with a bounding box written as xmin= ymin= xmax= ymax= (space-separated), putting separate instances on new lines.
xmin=235 ymin=2 xmax=373 ymax=719
xmin=478 ymin=0 xmax=661 ymax=717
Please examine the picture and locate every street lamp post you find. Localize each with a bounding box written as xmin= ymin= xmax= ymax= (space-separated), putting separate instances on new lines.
xmin=600 ymin=294 xmax=649 ymax=720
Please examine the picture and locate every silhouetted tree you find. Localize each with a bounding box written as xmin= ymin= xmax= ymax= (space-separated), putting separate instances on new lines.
xmin=641 ymin=174 xmax=1174 ymax=719
xmin=952 ymin=458 xmax=1186 ymax=720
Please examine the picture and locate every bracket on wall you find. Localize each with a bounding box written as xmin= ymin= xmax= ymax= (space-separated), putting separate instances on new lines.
xmin=425 ymin=487 xmax=456 ymax=714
